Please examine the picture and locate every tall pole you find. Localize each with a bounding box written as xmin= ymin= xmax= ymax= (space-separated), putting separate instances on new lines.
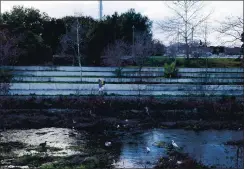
xmin=99 ymin=0 xmax=103 ymax=20
xmin=132 ymin=25 xmax=135 ymax=56
xmin=191 ymin=26 xmax=194 ymax=57
xmin=76 ymin=18 xmax=81 ymax=67
xmin=177 ymin=25 xmax=179 ymax=53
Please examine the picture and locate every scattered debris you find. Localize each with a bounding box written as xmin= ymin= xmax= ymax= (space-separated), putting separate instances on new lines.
xmin=177 ymin=160 xmax=182 ymax=165
xmin=105 ymin=141 xmax=112 ymax=147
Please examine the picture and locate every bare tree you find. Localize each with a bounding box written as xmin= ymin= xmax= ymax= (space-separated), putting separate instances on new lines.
xmin=133 ymin=32 xmax=156 ymax=75
xmin=0 ymin=29 xmax=23 ymax=65
xmin=201 ymin=21 xmax=210 ymax=47
xmin=131 ymin=32 xmax=156 ymax=98
xmin=102 ymin=40 xmax=131 ymax=67
xmin=157 ymin=1 xmax=213 ymax=59
xmin=102 ymin=40 xmax=131 ymax=79
xmin=60 ymin=16 xmax=87 ymax=67
xmin=216 ymin=15 xmax=243 ymax=46
xmin=167 ymin=41 xmax=178 ymax=58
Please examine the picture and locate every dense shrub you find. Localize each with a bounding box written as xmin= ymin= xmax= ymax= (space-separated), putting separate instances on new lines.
xmin=0 ymin=69 xmax=12 ymax=95
xmin=164 ymin=61 xmax=178 ymax=78
xmin=114 ymin=67 xmax=123 ymax=77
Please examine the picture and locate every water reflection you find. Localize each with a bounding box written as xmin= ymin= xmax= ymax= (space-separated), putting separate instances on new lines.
xmin=114 ymin=129 xmax=243 ymax=168
xmin=0 ymin=128 xmax=243 ymax=169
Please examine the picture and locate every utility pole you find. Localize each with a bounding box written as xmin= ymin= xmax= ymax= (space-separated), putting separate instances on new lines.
xmin=132 ymin=25 xmax=135 ymax=57
xmin=204 ymin=21 xmax=208 ymax=47
xmin=76 ymin=18 xmax=81 ymax=67
xmin=191 ymin=26 xmax=194 ymax=57
xmin=191 ymin=27 xmax=194 ymax=43
xmin=177 ymin=25 xmax=180 ymax=53
xmin=99 ymin=0 xmax=103 ymax=20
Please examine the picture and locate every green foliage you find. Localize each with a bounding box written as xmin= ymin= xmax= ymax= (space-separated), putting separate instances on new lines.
xmin=154 ymin=141 xmax=167 ymax=148
xmin=0 ymin=69 xmax=12 ymax=82
xmin=16 ymin=155 xmax=55 ymax=167
xmin=2 ymin=6 xmax=53 ymax=65
xmin=114 ymin=67 xmax=123 ymax=77
xmin=2 ymin=5 xmax=50 ymax=34
xmin=164 ymin=61 xmax=178 ymax=78
xmin=86 ymin=9 xmax=152 ymax=65
xmin=0 ymin=69 xmax=11 ymax=95
xmin=2 ymin=6 xmax=153 ymax=66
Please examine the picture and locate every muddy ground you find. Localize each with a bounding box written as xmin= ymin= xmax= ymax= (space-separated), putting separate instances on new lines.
xmin=0 ymin=96 xmax=243 ymax=169
xmin=0 ymin=96 xmax=243 ymax=131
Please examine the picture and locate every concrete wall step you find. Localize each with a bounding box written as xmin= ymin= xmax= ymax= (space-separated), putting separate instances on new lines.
xmin=6 ymin=89 xmax=243 ymax=96
xmin=11 ymin=71 xmax=243 ymax=78
xmin=1 ymin=66 xmax=243 ymax=73
xmin=11 ymin=77 xmax=244 ymax=83
xmin=9 ymin=83 xmax=243 ymax=91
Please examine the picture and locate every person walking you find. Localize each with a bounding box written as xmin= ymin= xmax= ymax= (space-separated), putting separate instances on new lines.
xmin=98 ymin=79 xmax=103 ymax=95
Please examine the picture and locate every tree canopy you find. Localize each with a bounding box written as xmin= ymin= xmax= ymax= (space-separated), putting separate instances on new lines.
xmin=1 ymin=6 xmax=156 ymax=66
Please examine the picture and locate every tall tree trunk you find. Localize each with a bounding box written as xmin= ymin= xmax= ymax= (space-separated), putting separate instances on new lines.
xmin=76 ymin=18 xmax=81 ymax=67
xmin=185 ymin=38 xmax=189 ymax=59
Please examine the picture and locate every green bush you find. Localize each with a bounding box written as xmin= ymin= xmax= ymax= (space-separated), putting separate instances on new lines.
xmin=0 ymin=69 xmax=12 ymax=83
xmin=0 ymin=69 xmax=12 ymax=95
xmin=114 ymin=67 xmax=123 ymax=77
xmin=164 ymin=61 xmax=178 ymax=78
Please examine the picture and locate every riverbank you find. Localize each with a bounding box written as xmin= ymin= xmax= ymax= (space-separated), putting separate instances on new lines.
xmin=0 ymin=96 xmax=243 ymax=130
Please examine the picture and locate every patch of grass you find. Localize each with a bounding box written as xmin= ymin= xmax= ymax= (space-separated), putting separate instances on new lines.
xmin=68 ymin=145 xmax=86 ymax=152
xmin=40 ymin=163 xmax=86 ymax=169
xmin=15 ymin=154 xmax=56 ymax=167
xmin=26 ymin=145 xmax=63 ymax=152
xmin=154 ymin=141 xmax=167 ymax=148
xmin=146 ymin=57 xmax=242 ymax=68
xmin=176 ymin=58 xmax=242 ymax=68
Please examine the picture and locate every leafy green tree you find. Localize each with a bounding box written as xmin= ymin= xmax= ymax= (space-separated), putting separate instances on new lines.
xmin=1 ymin=6 xmax=153 ymax=66
xmin=1 ymin=5 xmax=50 ymax=34
xmin=1 ymin=6 xmax=52 ymax=65
xmin=42 ymin=18 xmax=66 ymax=55
xmin=87 ymin=9 xmax=152 ymax=65
xmin=17 ymin=31 xmax=52 ymax=65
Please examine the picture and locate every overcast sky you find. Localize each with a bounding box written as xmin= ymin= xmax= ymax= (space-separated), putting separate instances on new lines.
xmin=1 ymin=1 xmax=244 ymax=46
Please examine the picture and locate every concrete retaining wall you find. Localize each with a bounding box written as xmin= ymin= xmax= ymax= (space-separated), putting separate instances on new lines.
xmin=8 ymin=89 xmax=243 ymax=96
xmin=1 ymin=66 xmax=243 ymax=73
xmin=0 ymin=66 xmax=243 ymax=96
xmin=12 ymin=77 xmax=243 ymax=83
xmin=9 ymin=83 xmax=243 ymax=91
xmin=11 ymin=71 xmax=243 ymax=78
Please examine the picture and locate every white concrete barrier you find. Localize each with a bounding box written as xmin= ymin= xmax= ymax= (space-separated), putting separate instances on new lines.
xmin=11 ymin=77 xmax=244 ymax=83
xmin=11 ymin=71 xmax=243 ymax=78
xmin=7 ymin=89 xmax=243 ymax=96
xmin=1 ymin=66 xmax=243 ymax=96
xmin=9 ymin=83 xmax=243 ymax=91
xmin=1 ymin=66 xmax=243 ymax=73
